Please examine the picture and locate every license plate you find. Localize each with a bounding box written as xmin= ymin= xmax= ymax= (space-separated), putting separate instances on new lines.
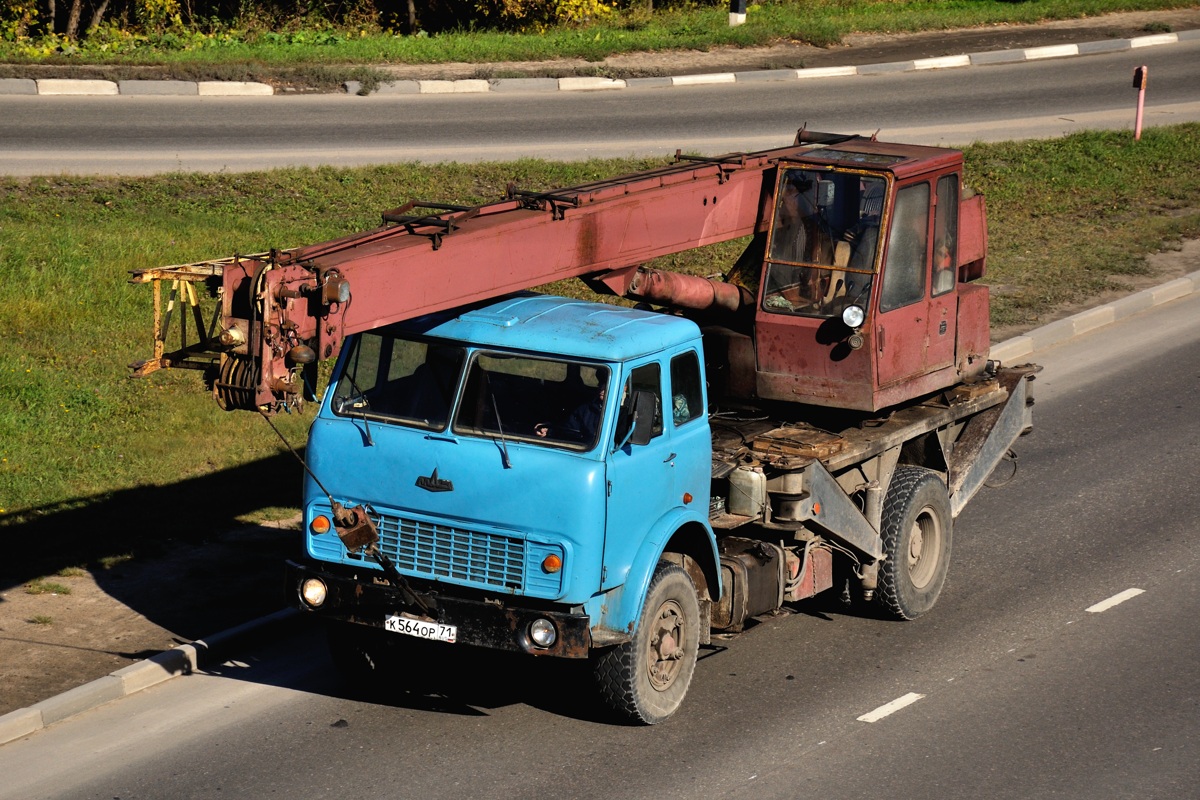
xmin=384 ymin=614 xmax=457 ymax=643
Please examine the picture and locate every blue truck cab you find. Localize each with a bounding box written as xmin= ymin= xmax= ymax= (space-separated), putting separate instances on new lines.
xmin=288 ymin=293 xmax=721 ymax=722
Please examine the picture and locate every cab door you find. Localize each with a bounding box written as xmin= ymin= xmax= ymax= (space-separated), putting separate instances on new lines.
xmin=875 ymin=181 xmax=933 ymax=387
xmin=925 ymin=174 xmax=961 ymax=372
xmin=602 ymin=359 xmax=677 ymax=590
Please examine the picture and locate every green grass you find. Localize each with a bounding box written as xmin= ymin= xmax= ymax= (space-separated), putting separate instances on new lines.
xmin=0 ymin=0 xmax=1195 ymax=72
xmin=25 ymin=580 xmax=72 ymax=595
xmin=28 ymin=615 xmax=54 ymax=625
xmin=968 ymin=128 xmax=1200 ymax=326
xmin=1 ymin=126 xmax=1198 ymax=564
xmin=98 ymin=554 xmax=134 ymax=569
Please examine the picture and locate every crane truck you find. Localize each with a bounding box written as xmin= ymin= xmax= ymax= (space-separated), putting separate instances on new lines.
xmin=131 ymin=131 xmax=1039 ymax=724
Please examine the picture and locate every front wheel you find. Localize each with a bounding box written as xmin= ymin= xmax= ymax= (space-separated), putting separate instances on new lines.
xmin=593 ymin=561 xmax=700 ymax=725
xmin=875 ymin=466 xmax=953 ymax=620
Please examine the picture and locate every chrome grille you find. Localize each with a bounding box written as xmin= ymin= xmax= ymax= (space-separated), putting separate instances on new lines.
xmin=374 ymin=513 xmax=525 ymax=592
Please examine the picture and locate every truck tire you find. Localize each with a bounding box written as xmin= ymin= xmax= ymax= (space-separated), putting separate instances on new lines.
xmin=875 ymin=466 xmax=953 ymax=621
xmin=593 ymin=561 xmax=700 ymax=725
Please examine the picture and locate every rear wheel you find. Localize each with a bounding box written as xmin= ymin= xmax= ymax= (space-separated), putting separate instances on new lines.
xmin=593 ymin=561 xmax=700 ymax=725
xmin=875 ymin=466 xmax=953 ymax=620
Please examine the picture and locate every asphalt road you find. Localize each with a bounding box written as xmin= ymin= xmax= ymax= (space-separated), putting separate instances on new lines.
xmin=1 ymin=291 xmax=1196 ymax=800
xmin=1 ymin=41 xmax=1198 ymax=176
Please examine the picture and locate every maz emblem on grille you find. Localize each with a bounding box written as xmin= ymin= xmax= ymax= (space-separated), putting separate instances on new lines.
xmin=416 ymin=468 xmax=454 ymax=493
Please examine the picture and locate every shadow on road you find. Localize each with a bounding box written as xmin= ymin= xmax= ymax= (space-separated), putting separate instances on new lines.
xmin=0 ymin=452 xmax=302 ymax=641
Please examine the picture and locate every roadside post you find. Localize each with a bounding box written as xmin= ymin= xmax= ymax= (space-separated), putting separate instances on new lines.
xmin=729 ymin=0 xmax=747 ymax=27
xmin=1132 ymin=66 xmax=1148 ymax=141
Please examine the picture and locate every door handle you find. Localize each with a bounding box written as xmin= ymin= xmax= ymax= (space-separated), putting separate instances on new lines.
xmin=664 ymin=453 xmax=677 ymax=463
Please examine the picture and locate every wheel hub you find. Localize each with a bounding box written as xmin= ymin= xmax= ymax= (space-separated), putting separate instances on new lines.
xmin=908 ymin=507 xmax=941 ymax=589
xmin=646 ymin=601 xmax=685 ymax=690
xmin=908 ymin=523 xmax=925 ymax=566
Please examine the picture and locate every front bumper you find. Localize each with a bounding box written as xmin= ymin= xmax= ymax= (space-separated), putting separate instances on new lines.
xmin=285 ymin=560 xmax=592 ymax=658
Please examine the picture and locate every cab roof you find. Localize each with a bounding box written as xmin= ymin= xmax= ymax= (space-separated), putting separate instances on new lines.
xmin=392 ymin=293 xmax=701 ymax=362
xmin=788 ymin=136 xmax=962 ymax=180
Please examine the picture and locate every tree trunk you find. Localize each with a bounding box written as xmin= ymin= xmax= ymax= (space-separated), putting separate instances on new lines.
xmin=65 ymin=0 xmax=82 ymax=38
xmin=407 ymin=0 xmax=417 ymax=33
xmin=90 ymin=0 xmax=110 ymax=30
xmin=48 ymin=0 xmax=57 ymax=35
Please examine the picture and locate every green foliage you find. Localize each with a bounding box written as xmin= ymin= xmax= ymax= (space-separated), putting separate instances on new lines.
xmin=1 ymin=0 xmax=1195 ymax=61
xmin=137 ymin=0 xmax=183 ymax=33
xmin=475 ymin=0 xmax=618 ymax=31
xmin=0 ymin=3 xmax=39 ymax=42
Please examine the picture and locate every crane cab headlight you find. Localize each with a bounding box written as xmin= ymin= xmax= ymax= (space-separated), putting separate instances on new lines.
xmin=842 ymin=304 xmax=866 ymax=329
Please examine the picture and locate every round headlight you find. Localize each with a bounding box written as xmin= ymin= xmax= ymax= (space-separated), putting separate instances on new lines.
xmin=529 ymin=618 xmax=557 ymax=648
xmin=300 ymin=577 xmax=328 ymax=608
xmin=842 ymin=304 xmax=866 ymax=329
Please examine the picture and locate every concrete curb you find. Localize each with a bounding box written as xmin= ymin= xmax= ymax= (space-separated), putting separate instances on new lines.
xmin=988 ymin=269 xmax=1200 ymax=364
xmin=5 ymin=28 xmax=1195 ymax=97
xmin=0 ymin=608 xmax=301 ymax=747
xmin=338 ymin=29 xmax=1200 ymax=96
xmin=1 ymin=270 xmax=1197 ymax=746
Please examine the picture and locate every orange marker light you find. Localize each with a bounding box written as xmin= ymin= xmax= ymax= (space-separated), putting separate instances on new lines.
xmin=813 ymin=502 xmax=821 ymax=515
xmin=542 ymin=554 xmax=563 ymax=573
xmin=683 ymin=492 xmax=693 ymax=505
xmin=311 ymin=515 xmax=331 ymax=535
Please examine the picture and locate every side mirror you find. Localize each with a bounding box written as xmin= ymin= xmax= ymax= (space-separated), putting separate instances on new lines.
xmin=615 ymin=390 xmax=657 ymax=450
xmin=629 ymin=390 xmax=656 ymax=446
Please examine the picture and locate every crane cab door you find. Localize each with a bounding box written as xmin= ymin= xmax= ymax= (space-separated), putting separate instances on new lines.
xmin=875 ymin=175 xmax=959 ymax=387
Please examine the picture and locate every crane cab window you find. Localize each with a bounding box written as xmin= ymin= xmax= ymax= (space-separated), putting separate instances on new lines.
xmin=763 ymin=168 xmax=885 ymax=319
xmin=932 ymin=175 xmax=959 ymax=297
xmin=879 ymin=182 xmax=931 ymax=312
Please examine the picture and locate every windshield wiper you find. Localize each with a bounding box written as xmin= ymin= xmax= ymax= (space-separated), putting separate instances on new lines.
xmin=490 ymin=392 xmax=513 ymax=469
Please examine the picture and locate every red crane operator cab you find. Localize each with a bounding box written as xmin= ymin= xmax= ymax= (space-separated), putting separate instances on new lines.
xmin=742 ymin=138 xmax=991 ymax=413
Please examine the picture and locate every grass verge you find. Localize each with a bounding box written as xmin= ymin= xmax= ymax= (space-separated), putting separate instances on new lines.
xmin=1 ymin=125 xmax=1198 ymax=578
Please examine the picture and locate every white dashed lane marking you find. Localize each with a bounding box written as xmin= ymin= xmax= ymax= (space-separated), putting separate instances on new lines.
xmin=849 ymin=588 xmax=1151 ymax=726
xmin=1086 ymin=588 xmax=1145 ymax=613
xmin=857 ymin=692 xmax=925 ymax=723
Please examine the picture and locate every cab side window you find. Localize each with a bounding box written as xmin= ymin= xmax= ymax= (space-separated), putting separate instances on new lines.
xmin=932 ymin=175 xmax=959 ymax=297
xmin=879 ymin=183 xmax=930 ymax=312
xmin=670 ymin=351 xmax=704 ymax=427
xmin=616 ymin=362 xmax=663 ymax=446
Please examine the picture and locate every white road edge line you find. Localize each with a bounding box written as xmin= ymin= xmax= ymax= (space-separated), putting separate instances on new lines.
xmin=1086 ymin=587 xmax=1145 ymax=613
xmin=857 ymin=692 xmax=925 ymax=723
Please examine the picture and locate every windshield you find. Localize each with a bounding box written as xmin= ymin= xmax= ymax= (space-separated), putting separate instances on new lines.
xmin=453 ymin=354 xmax=609 ymax=451
xmin=331 ymin=331 xmax=610 ymax=450
xmin=762 ymin=167 xmax=885 ymax=318
xmin=331 ymin=333 xmax=466 ymax=430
